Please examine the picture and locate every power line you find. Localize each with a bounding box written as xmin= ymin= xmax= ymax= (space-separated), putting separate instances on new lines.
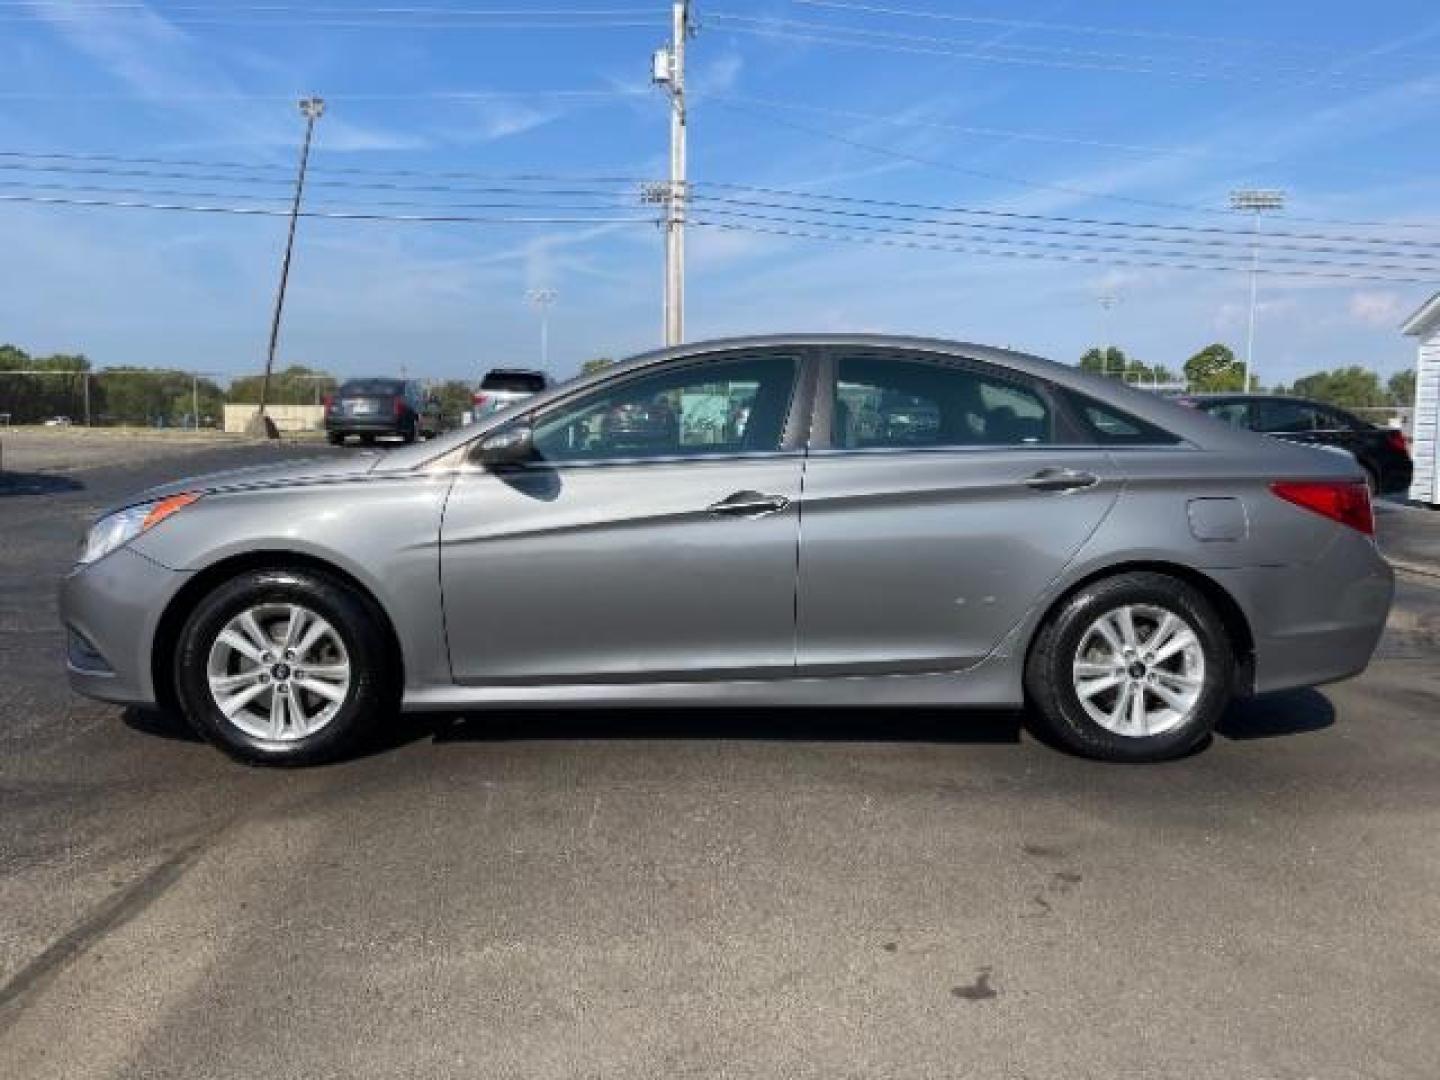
xmin=0 ymin=192 xmax=655 ymax=224
xmin=0 ymin=88 xmax=647 ymax=102
xmin=0 ymin=150 xmax=651 ymax=185
xmin=688 ymin=218 xmax=1439 ymax=286
xmin=702 ymin=97 xmax=1236 ymax=218
xmin=686 ymin=194 xmax=1440 ymax=263
xmin=6 ymin=171 xmax=1435 ymax=266
xmin=692 ymin=180 xmax=1440 ymax=248
xmin=788 ymin=0 xmax=1405 ymax=58
xmin=702 ymin=93 xmax=1208 ymax=159
xmin=690 ymin=203 xmax=1440 ymax=274
xmin=703 ymin=13 xmax=1384 ymax=87
xmin=7 ymin=184 xmax=1437 ymax=280
xmin=4 ymin=149 xmax=1436 ymax=246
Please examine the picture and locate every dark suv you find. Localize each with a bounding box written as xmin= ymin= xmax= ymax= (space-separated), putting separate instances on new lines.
xmin=1178 ymin=393 xmax=1412 ymax=495
xmin=324 ymin=378 xmax=439 ymax=445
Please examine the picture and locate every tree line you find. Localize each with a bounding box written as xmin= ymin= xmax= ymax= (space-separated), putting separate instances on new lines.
xmin=1078 ymin=341 xmax=1416 ymax=410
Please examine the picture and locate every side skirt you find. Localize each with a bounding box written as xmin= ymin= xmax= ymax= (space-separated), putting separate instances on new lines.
xmin=400 ymin=657 xmax=1024 ymax=712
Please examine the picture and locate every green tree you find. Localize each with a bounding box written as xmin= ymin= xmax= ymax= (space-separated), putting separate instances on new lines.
xmin=227 ymin=364 xmax=336 ymax=407
xmin=0 ymin=345 xmax=92 ymax=423
xmin=1388 ymin=368 xmax=1416 ymax=406
xmin=580 ymin=356 xmax=616 ymax=376
xmin=1078 ymin=347 xmax=1176 ymax=385
xmin=83 ymin=367 xmax=225 ymax=427
xmin=1288 ymin=366 xmax=1388 ymax=410
xmin=1184 ymin=343 xmax=1249 ymax=392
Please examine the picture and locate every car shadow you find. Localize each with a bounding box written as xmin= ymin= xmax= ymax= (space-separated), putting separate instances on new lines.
xmin=0 ymin=471 xmax=85 ymax=497
xmin=421 ymin=706 xmax=1025 ymax=747
xmin=1215 ymin=688 xmax=1336 ymax=741
xmin=122 ymin=706 xmax=204 ymax=743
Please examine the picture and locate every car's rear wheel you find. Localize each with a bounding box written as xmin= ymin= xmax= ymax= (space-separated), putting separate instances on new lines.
xmin=327 ymin=432 xmax=345 ymax=446
xmin=1025 ymin=571 xmax=1234 ymax=762
xmin=174 ymin=568 xmax=394 ymax=765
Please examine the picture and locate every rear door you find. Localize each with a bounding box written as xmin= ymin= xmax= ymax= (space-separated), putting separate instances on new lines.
xmin=795 ymin=349 xmax=1121 ymax=674
xmin=440 ymin=348 xmax=813 ymax=684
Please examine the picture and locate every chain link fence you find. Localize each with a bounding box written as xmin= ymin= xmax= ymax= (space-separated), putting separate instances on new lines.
xmin=0 ymin=369 xmax=337 ymax=429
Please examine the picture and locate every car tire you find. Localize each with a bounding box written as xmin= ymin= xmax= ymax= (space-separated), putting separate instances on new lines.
xmin=401 ymin=419 xmax=417 ymax=444
xmin=1024 ymin=571 xmax=1234 ymax=762
xmin=327 ymin=432 xmax=345 ymax=446
xmin=360 ymin=434 xmax=376 ymax=446
xmin=173 ymin=568 xmax=396 ymax=766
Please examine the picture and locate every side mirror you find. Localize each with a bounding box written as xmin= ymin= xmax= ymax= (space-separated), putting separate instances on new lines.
xmin=478 ymin=424 xmax=535 ymax=468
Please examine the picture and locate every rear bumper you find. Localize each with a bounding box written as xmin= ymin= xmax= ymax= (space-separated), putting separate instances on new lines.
xmin=1213 ymin=530 xmax=1394 ymax=694
xmin=325 ymin=415 xmax=406 ymax=434
xmin=59 ymin=547 xmax=191 ymax=707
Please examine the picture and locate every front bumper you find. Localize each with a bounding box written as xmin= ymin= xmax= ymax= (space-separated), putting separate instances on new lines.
xmin=59 ymin=547 xmax=192 ymax=707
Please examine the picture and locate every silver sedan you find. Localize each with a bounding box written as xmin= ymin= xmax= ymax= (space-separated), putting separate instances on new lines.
xmin=61 ymin=336 xmax=1393 ymax=764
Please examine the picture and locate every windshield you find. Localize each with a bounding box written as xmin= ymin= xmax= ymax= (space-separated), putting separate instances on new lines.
xmin=480 ymin=371 xmax=547 ymax=393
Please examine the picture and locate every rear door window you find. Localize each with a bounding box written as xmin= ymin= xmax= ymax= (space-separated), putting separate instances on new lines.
xmin=831 ymin=353 xmax=1051 ymax=449
xmin=340 ymin=379 xmax=403 ymax=397
xmin=1198 ymin=399 xmax=1253 ymax=430
xmin=1257 ymin=400 xmax=1325 ymax=433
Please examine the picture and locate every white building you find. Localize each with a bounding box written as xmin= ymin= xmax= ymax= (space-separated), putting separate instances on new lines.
xmin=1403 ymin=292 xmax=1440 ymax=507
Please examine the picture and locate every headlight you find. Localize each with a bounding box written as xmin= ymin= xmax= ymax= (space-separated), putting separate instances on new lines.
xmin=77 ymin=493 xmax=201 ymax=565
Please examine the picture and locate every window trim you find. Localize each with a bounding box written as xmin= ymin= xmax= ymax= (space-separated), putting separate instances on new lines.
xmin=467 ymin=346 xmax=816 ymax=470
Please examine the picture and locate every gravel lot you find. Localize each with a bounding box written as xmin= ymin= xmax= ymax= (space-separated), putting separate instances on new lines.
xmin=2 ymin=434 xmax=1439 ymax=1079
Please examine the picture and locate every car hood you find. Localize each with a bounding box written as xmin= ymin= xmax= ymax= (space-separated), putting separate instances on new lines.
xmin=125 ymin=451 xmax=385 ymax=507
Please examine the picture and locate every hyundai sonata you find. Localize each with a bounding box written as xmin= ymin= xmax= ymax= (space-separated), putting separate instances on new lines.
xmin=61 ymin=336 xmax=1393 ymax=764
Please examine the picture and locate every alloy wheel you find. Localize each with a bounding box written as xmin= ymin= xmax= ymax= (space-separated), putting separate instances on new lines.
xmin=205 ymin=603 xmax=351 ymax=741
xmin=1071 ymin=603 xmax=1206 ymax=737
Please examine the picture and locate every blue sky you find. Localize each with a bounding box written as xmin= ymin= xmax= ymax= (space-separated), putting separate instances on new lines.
xmin=2 ymin=0 xmax=1438 ymax=386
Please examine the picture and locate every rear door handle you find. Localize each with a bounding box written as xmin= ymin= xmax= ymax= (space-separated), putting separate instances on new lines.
xmin=1024 ymin=468 xmax=1099 ymax=493
xmin=707 ymin=490 xmax=791 ymax=517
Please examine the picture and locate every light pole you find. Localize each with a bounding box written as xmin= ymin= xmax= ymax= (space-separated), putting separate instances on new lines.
xmin=527 ymin=288 xmax=558 ymax=370
xmin=253 ymin=95 xmax=324 ymax=434
xmin=1229 ymin=188 xmax=1285 ymax=393
xmin=1097 ymin=293 xmax=1120 ymax=377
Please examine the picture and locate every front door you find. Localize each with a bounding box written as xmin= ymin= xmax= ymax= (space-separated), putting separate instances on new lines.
xmin=440 ymin=349 xmax=808 ymax=685
xmin=796 ymin=349 xmax=1121 ymax=674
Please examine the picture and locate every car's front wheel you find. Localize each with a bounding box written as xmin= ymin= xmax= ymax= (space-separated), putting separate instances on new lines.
xmin=173 ymin=568 xmax=395 ymax=765
xmin=1025 ymin=571 xmax=1234 ymax=762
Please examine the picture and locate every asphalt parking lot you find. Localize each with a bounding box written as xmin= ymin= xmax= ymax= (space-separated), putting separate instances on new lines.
xmin=2 ymin=430 xmax=1439 ymax=1079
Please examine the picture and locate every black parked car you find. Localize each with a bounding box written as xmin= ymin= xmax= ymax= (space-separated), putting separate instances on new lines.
xmin=1178 ymin=393 xmax=1412 ymax=495
xmin=324 ymin=378 xmax=440 ymax=445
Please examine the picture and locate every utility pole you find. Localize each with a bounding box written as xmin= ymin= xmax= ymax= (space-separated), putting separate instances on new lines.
xmin=253 ymin=95 xmax=324 ymax=434
xmin=1229 ymin=188 xmax=1285 ymax=393
xmin=651 ymin=1 xmax=692 ymax=347
xmin=527 ymin=288 xmax=558 ymax=369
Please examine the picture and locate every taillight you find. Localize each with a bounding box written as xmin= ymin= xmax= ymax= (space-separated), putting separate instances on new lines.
xmin=322 ymin=393 xmax=333 ymax=412
xmin=394 ymin=396 xmax=405 ymax=416
xmin=472 ymin=392 xmax=489 ymax=408
xmin=1270 ymin=480 xmax=1374 ymax=536
xmin=1385 ymin=429 xmax=1409 ymax=456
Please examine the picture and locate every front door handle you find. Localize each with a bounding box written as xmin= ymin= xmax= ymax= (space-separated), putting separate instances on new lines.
xmin=1024 ymin=468 xmax=1099 ymax=493
xmin=707 ymin=490 xmax=791 ymax=517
